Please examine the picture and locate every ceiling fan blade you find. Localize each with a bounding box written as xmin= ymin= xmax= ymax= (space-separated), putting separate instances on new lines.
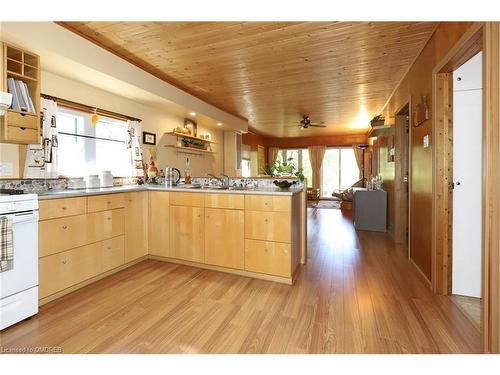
xmin=308 ymin=124 xmax=327 ymax=128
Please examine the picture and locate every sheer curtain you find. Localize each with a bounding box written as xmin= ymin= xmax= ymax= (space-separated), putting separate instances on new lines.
xmin=268 ymin=147 xmax=280 ymax=168
xmin=308 ymin=145 xmax=326 ymax=190
xmin=24 ymin=98 xmax=59 ymax=178
xmin=127 ymin=120 xmax=144 ymax=177
xmin=352 ymin=145 xmax=364 ymax=180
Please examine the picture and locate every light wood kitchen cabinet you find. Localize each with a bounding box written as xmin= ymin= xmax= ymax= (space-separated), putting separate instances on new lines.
xmin=245 ymin=239 xmax=291 ymax=277
xmin=101 ymin=236 xmax=125 ymax=273
xmin=124 ymin=192 xmax=148 ymax=263
xmin=245 ymin=195 xmax=291 ymax=212
xmin=38 ymin=197 xmax=87 ymax=220
xmin=149 ymin=191 xmax=170 ymax=257
xmin=170 ymin=205 xmax=205 ymax=263
xmin=170 ymin=192 xmax=205 ymax=207
xmin=39 ymin=213 xmax=91 ymax=257
xmin=39 ymin=242 xmax=102 ymax=299
xmin=245 ymin=210 xmax=291 ymax=243
xmin=204 ymin=193 xmax=245 ymax=210
xmin=87 ymin=193 xmax=125 ymax=213
xmin=204 ymin=208 xmax=244 ymax=269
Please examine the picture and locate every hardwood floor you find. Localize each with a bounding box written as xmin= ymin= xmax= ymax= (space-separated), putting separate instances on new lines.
xmin=0 ymin=208 xmax=481 ymax=353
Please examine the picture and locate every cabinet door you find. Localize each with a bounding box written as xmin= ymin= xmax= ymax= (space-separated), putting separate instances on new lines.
xmin=149 ymin=192 xmax=171 ymax=257
xmin=170 ymin=205 xmax=204 ymax=263
xmin=205 ymin=208 xmax=244 ymax=269
xmin=124 ymin=192 xmax=148 ymax=263
xmin=102 ymin=236 xmax=125 ymax=272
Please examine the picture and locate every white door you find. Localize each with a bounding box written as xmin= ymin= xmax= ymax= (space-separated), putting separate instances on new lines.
xmin=452 ymin=52 xmax=482 ymax=298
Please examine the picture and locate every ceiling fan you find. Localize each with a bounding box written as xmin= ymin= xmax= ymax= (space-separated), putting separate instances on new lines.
xmin=291 ymin=115 xmax=327 ymax=129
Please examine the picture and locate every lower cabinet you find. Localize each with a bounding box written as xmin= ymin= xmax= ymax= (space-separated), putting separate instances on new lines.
xmin=149 ymin=191 xmax=170 ymax=257
xmin=102 ymin=236 xmax=125 ymax=273
xmin=244 ymin=239 xmax=291 ymax=277
xmin=169 ymin=205 xmax=205 ymax=263
xmin=204 ymin=208 xmax=244 ymax=269
xmin=39 ymin=235 xmax=126 ymax=299
xmin=124 ymin=192 xmax=148 ymax=263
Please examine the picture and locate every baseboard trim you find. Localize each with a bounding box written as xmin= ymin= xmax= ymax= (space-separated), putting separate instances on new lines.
xmin=409 ymin=257 xmax=432 ymax=289
xmin=149 ymin=255 xmax=294 ymax=285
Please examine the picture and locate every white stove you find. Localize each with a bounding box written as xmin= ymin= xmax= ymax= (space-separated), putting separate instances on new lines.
xmin=0 ymin=191 xmax=39 ymax=330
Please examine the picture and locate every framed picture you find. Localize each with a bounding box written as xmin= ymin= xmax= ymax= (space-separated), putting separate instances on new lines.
xmin=142 ymin=131 xmax=156 ymax=145
xmin=184 ymin=118 xmax=197 ymax=137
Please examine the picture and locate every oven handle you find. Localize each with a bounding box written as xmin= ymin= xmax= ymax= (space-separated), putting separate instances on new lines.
xmin=2 ymin=211 xmax=39 ymax=224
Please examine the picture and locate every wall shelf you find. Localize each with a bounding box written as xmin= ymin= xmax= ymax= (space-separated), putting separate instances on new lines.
xmin=165 ymin=145 xmax=215 ymax=155
xmin=165 ymin=131 xmax=216 ymax=144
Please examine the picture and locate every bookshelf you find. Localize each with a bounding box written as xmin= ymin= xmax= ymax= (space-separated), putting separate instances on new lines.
xmin=1 ymin=43 xmax=41 ymax=144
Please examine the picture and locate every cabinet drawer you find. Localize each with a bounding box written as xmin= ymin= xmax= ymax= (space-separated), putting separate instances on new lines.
xmin=101 ymin=236 xmax=125 ymax=272
xmin=87 ymin=193 xmax=125 ymax=213
xmin=245 ymin=195 xmax=291 ymax=212
xmin=39 ymin=209 xmax=124 ymax=257
xmin=8 ymin=111 xmax=38 ymax=130
xmin=39 ymin=197 xmax=87 ymax=220
xmin=245 ymin=239 xmax=291 ymax=277
xmin=39 ymin=242 xmax=102 ymax=299
xmin=170 ymin=192 xmax=205 ymax=207
xmin=5 ymin=125 xmax=38 ymax=144
xmin=245 ymin=210 xmax=291 ymax=243
xmin=205 ymin=193 xmax=244 ymax=209
xmin=39 ymin=214 xmax=89 ymax=257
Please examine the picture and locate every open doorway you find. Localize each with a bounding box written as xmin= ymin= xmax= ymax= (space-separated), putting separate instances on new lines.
xmin=394 ymin=103 xmax=411 ymax=253
xmin=433 ymin=25 xmax=484 ymax=337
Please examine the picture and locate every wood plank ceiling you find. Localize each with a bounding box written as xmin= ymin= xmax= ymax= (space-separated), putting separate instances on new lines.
xmin=59 ymin=22 xmax=438 ymax=137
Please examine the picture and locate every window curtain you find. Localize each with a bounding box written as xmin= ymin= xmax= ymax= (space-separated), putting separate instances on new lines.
xmin=24 ymin=98 xmax=59 ymax=179
xmin=352 ymin=145 xmax=364 ymax=180
xmin=268 ymin=147 xmax=279 ymax=168
xmin=127 ymin=120 xmax=144 ymax=177
xmin=308 ymin=145 xmax=326 ymax=190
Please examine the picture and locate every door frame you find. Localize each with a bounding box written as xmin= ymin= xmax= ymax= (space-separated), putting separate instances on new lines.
xmin=431 ymin=22 xmax=500 ymax=353
xmin=394 ymin=101 xmax=412 ymax=256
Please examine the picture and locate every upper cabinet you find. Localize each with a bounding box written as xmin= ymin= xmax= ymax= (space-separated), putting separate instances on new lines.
xmin=0 ymin=43 xmax=41 ymax=145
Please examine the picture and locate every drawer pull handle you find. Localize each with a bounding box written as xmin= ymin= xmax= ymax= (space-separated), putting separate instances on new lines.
xmin=107 ymin=217 xmax=111 ymax=221
xmin=62 ymin=225 xmax=68 ymax=230
xmin=264 ymin=202 xmax=269 ymax=205
xmin=107 ymin=201 xmax=111 ymax=205
xmin=61 ymin=206 xmax=67 ymax=210
xmin=62 ymin=260 xmax=67 ymax=264
xmin=264 ymin=219 xmax=269 ymax=223
xmin=106 ymin=246 xmax=112 ymax=250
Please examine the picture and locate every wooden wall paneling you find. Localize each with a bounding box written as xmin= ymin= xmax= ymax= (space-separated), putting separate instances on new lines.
xmin=266 ymin=134 xmax=368 ymax=149
xmin=59 ymin=22 xmax=438 ymax=138
xmin=381 ymin=22 xmax=475 ymax=282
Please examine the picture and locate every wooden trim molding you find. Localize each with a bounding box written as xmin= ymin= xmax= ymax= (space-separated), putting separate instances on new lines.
xmin=432 ymin=72 xmax=454 ymax=296
xmin=484 ymin=21 xmax=500 ymax=354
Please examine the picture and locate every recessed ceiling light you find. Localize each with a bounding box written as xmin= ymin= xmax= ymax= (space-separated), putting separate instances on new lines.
xmin=189 ymin=112 xmax=196 ymax=116
xmin=217 ymin=122 xmax=223 ymax=126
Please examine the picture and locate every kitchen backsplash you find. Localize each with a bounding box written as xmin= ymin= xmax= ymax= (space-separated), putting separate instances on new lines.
xmin=0 ymin=177 xmax=138 ymax=193
xmin=1 ymin=176 xmax=303 ymax=193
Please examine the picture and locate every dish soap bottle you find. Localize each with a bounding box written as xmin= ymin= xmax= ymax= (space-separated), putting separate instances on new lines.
xmin=184 ymin=157 xmax=192 ymax=185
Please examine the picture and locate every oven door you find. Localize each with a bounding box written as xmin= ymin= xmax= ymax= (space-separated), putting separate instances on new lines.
xmin=0 ymin=210 xmax=39 ymax=299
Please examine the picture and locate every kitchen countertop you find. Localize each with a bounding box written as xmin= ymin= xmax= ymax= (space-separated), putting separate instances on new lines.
xmin=36 ymin=184 xmax=304 ymax=200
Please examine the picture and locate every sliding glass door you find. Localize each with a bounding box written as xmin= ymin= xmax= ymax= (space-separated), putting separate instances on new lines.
xmin=321 ymin=148 xmax=360 ymax=198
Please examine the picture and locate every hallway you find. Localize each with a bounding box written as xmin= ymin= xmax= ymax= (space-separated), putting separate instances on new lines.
xmin=0 ymin=208 xmax=480 ymax=353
